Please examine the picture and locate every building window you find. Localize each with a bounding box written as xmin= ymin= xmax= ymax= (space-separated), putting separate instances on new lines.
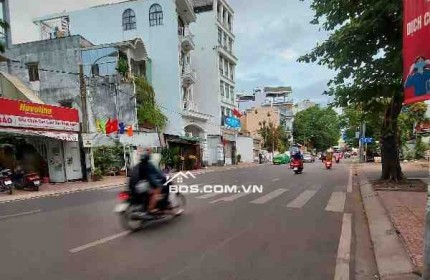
xmin=230 ymin=86 xmax=235 ymax=101
xmin=122 ymin=9 xmax=136 ymax=31
xmin=149 ymin=4 xmax=163 ymax=26
xmin=218 ymin=28 xmax=222 ymax=45
xmin=220 ymin=81 xmax=224 ymax=96
xmin=225 ymin=84 xmax=230 ymax=99
xmin=230 ymin=65 xmax=234 ymax=80
xmin=219 ymin=56 xmax=223 ymax=76
xmin=223 ymin=32 xmax=227 ymax=48
xmin=229 ymin=38 xmax=233 ymax=52
xmin=27 ymin=63 xmax=39 ymax=82
xmin=224 ymin=61 xmax=229 ymax=77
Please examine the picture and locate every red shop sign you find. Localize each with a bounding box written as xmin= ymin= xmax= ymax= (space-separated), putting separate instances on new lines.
xmin=403 ymin=0 xmax=430 ymax=104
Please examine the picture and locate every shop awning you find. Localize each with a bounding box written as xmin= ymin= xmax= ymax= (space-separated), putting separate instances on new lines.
xmin=0 ymin=127 xmax=78 ymax=142
xmin=166 ymin=134 xmax=203 ymax=144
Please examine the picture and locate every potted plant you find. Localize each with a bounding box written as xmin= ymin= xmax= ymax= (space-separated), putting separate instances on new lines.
xmin=92 ymin=168 xmax=103 ymax=181
xmin=237 ymin=154 xmax=242 ymax=163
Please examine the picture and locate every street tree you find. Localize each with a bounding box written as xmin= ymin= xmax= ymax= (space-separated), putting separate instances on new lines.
xmin=298 ymin=0 xmax=404 ymax=181
xmin=257 ymin=121 xmax=289 ymax=152
xmin=293 ymin=106 xmax=340 ymax=151
xmin=0 ymin=19 xmax=8 ymax=52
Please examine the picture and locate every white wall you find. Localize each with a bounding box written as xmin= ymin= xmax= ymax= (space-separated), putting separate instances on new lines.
xmin=236 ymin=136 xmax=253 ymax=163
xmin=190 ymin=9 xmax=221 ymax=136
xmin=67 ymin=0 xmax=184 ymax=135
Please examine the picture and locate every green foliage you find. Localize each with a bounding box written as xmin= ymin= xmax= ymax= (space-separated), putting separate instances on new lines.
xmin=135 ymin=77 xmax=167 ymax=129
xmin=93 ymin=143 xmax=124 ymax=174
xmin=257 ymin=121 xmax=289 ymax=152
xmin=415 ymin=137 xmax=427 ymax=159
xmin=293 ymin=106 xmax=340 ymax=151
xmin=236 ymin=154 xmax=241 ymax=163
xmin=116 ymin=53 xmax=129 ymax=76
xmin=93 ymin=168 xmax=103 ymax=181
xmin=398 ymin=102 xmax=429 ymax=147
xmin=0 ymin=19 xmax=9 ymax=53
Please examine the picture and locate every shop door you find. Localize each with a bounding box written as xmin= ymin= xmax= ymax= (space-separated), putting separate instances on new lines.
xmin=63 ymin=142 xmax=82 ymax=181
xmin=47 ymin=140 xmax=66 ymax=183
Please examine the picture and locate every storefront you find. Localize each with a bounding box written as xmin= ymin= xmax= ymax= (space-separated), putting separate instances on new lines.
xmin=0 ymin=98 xmax=82 ymax=183
xmin=165 ymin=134 xmax=203 ymax=170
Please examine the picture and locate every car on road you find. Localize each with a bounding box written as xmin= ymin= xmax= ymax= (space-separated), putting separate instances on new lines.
xmin=303 ymin=153 xmax=315 ymax=163
xmin=273 ymin=154 xmax=290 ymax=165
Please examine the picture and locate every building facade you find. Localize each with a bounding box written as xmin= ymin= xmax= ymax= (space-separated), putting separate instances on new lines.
xmin=191 ymin=0 xmax=239 ymax=165
xmin=33 ymin=0 xmax=203 ymax=138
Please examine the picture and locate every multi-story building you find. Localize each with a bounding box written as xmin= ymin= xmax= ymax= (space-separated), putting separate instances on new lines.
xmin=191 ymin=0 xmax=239 ymax=165
xmin=32 ymin=0 xmax=208 ymax=142
xmin=293 ymin=99 xmax=316 ymax=114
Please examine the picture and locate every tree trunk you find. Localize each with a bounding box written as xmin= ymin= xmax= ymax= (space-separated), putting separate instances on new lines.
xmin=380 ymin=92 xmax=404 ymax=181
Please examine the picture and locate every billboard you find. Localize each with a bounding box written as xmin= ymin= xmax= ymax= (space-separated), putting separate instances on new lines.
xmin=403 ymin=0 xmax=430 ymax=104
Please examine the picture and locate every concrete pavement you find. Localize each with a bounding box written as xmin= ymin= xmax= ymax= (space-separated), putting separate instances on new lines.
xmin=0 ymin=161 xmax=353 ymax=280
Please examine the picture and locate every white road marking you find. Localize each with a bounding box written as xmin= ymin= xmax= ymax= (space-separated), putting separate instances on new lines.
xmin=250 ymin=188 xmax=288 ymax=204
xmin=271 ymin=178 xmax=280 ymax=182
xmin=69 ymin=231 xmax=130 ymax=253
xmin=347 ymin=169 xmax=352 ymax=193
xmin=286 ymin=190 xmax=317 ymax=208
xmin=325 ymin=192 xmax=346 ymax=213
xmin=196 ymin=192 xmax=222 ymax=199
xmin=210 ymin=192 xmax=252 ymax=203
xmin=0 ymin=209 xmax=42 ymax=220
xmin=334 ymin=213 xmax=352 ymax=280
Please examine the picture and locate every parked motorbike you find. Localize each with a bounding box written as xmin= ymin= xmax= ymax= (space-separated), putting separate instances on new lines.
xmin=291 ymin=158 xmax=304 ymax=174
xmin=325 ymin=160 xmax=332 ymax=169
xmin=13 ymin=170 xmax=41 ymax=191
xmin=114 ymin=184 xmax=186 ymax=231
xmin=0 ymin=169 xmax=14 ymax=195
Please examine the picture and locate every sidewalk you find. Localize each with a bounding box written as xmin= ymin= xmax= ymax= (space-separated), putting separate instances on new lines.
xmin=0 ymin=162 xmax=260 ymax=204
xmin=358 ymin=162 xmax=427 ymax=279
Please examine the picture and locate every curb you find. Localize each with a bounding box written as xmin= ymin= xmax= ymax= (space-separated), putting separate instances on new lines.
xmin=0 ymin=183 xmax=127 ymax=204
xmin=358 ymin=171 xmax=416 ymax=280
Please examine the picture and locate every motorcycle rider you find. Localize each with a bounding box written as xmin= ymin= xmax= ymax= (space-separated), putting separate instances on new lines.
xmin=292 ymin=150 xmax=304 ymax=168
xmin=128 ymin=148 xmax=170 ymax=216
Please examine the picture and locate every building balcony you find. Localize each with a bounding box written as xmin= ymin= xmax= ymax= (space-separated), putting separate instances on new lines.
xmin=261 ymin=98 xmax=294 ymax=107
xmin=178 ymin=27 xmax=195 ymax=51
xmin=182 ymin=101 xmax=211 ymax=121
xmin=181 ymin=63 xmax=197 ymax=86
xmin=218 ymin=45 xmax=237 ymax=64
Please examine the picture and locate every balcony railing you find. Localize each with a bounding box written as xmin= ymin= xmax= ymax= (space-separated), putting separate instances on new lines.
xmin=181 ymin=63 xmax=197 ymax=86
xmin=178 ymin=27 xmax=195 ymax=51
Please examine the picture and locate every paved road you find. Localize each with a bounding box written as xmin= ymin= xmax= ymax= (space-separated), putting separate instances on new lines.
xmin=0 ymin=161 xmax=353 ymax=280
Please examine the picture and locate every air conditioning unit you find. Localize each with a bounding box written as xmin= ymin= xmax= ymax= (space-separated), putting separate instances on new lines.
xmin=185 ymin=132 xmax=193 ymax=138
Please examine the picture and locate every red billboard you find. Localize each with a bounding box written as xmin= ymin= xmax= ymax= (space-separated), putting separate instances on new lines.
xmin=403 ymin=0 xmax=430 ymax=104
xmin=0 ymin=98 xmax=80 ymax=132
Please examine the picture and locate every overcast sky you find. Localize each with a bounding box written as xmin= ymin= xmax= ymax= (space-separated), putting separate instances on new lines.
xmin=8 ymin=0 xmax=334 ymax=104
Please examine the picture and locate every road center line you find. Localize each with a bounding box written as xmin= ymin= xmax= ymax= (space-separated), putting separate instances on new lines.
xmin=271 ymin=178 xmax=280 ymax=182
xmin=334 ymin=213 xmax=352 ymax=280
xmin=69 ymin=231 xmax=130 ymax=253
xmin=0 ymin=209 xmax=42 ymax=220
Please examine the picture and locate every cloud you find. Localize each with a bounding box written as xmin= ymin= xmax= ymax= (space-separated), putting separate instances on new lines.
xmin=279 ymin=48 xmax=299 ymax=61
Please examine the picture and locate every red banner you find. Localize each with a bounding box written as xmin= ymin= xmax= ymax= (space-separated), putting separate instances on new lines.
xmin=403 ymin=0 xmax=430 ymax=104
xmin=0 ymin=98 xmax=80 ymax=132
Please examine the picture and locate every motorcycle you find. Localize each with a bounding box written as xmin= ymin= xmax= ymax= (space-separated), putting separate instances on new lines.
xmin=114 ymin=183 xmax=186 ymax=231
xmin=291 ymin=158 xmax=303 ymax=174
xmin=325 ymin=160 xmax=332 ymax=169
xmin=0 ymin=169 xmax=13 ymax=195
xmin=13 ymin=170 xmax=41 ymax=191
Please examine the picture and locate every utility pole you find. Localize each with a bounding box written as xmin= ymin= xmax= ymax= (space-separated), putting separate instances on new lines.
xmin=78 ymin=64 xmax=89 ymax=181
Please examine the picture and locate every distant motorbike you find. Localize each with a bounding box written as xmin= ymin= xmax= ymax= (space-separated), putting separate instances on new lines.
xmin=0 ymin=169 xmax=13 ymax=195
xmin=114 ymin=182 xmax=186 ymax=231
xmin=13 ymin=170 xmax=41 ymax=191
xmin=325 ymin=160 xmax=332 ymax=169
xmin=291 ymin=158 xmax=304 ymax=174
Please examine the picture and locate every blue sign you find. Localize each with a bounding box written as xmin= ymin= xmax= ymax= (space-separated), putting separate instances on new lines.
xmin=360 ymin=137 xmax=373 ymax=144
xmin=224 ymin=117 xmax=241 ymax=129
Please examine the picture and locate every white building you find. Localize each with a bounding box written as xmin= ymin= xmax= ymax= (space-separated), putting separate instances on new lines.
xmin=32 ymin=0 xmax=212 ymax=141
xmin=190 ymin=0 xmax=239 ymax=165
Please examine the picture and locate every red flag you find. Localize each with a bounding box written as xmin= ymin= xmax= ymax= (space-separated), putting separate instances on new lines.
xmin=105 ymin=118 xmax=118 ymax=134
